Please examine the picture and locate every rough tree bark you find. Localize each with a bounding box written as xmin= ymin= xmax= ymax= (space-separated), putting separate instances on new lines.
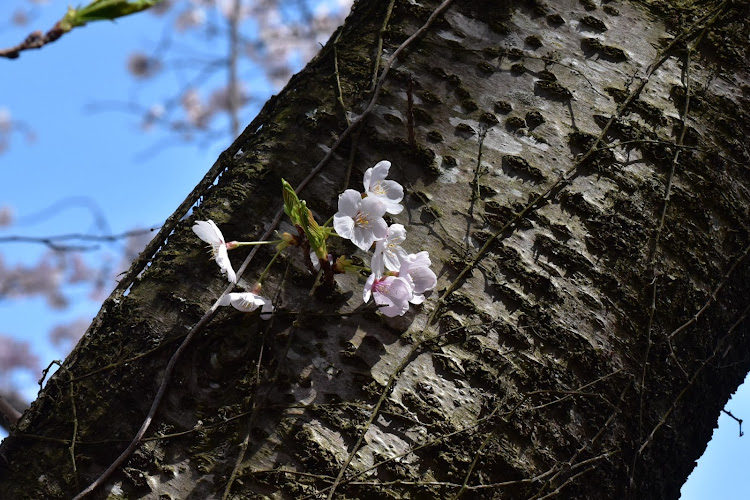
xmin=2 ymin=0 xmax=750 ymax=499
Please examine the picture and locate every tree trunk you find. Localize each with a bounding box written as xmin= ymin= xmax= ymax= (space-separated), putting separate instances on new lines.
xmin=2 ymin=0 xmax=750 ymax=498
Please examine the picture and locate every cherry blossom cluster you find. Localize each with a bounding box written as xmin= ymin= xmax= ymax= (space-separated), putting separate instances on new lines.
xmin=333 ymin=161 xmax=437 ymax=317
xmin=191 ymin=160 xmax=436 ymax=319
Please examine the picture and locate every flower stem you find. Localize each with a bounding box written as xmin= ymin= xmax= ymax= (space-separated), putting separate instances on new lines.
xmin=233 ymin=240 xmax=283 ymax=247
xmin=258 ymin=247 xmax=284 ymax=284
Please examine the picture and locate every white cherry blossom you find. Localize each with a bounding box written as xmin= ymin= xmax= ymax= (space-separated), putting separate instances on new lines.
xmin=363 ymin=274 xmax=413 ymax=317
xmin=371 ymin=224 xmax=408 ymax=276
xmin=333 ymin=189 xmax=388 ymax=251
xmin=218 ymin=292 xmax=274 ymax=319
xmin=398 ymin=252 xmax=437 ymax=304
xmin=363 ymin=160 xmax=404 ymax=214
xmin=192 ymin=219 xmax=237 ymax=283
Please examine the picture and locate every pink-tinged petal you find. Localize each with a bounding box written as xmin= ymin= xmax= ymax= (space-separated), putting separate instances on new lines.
xmin=397 ymin=258 xmax=411 ymax=278
xmin=389 ymin=276 xmax=414 ymax=301
xmin=371 ymin=276 xmax=412 ymax=317
xmin=410 ymin=266 xmax=436 ymax=294
xmin=375 ymin=298 xmax=399 ymax=317
xmin=337 ymin=189 xmax=361 ymax=216
xmin=376 ymin=295 xmax=409 ymax=317
xmin=410 ymin=294 xmax=426 ymax=305
xmin=333 ymin=214 xmax=355 ymax=240
xmin=410 ymin=251 xmax=432 ymax=268
xmin=215 ymin=244 xmax=237 ymax=283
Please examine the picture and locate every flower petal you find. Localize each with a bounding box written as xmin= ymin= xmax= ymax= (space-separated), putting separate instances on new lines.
xmin=372 ymin=276 xmax=412 ymax=317
xmin=410 ymin=251 xmax=432 ymax=267
xmin=370 ymin=216 xmax=389 ymax=240
xmin=410 ymin=266 xmax=436 ymax=294
xmin=384 ymin=247 xmax=408 ymax=271
xmin=337 ymin=189 xmax=361 ymax=217
xmin=363 ymin=273 xmax=376 ymax=302
xmin=192 ymin=219 xmax=224 ymax=245
xmin=352 ymin=225 xmax=377 ymax=251
xmin=228 ymin=292 xmax=264 ymax=312
xmin=215 ymin=244 xmax=237 ymax=283
xmin=333 ymin=214 xmax=355 ymax=240
xmin=360 ymin=196 xmax=387 ymax=218
xmin=363 ymin=160 xmax=391 ymax=191
xmin=410 ymin=293 xmax=425 ymax=305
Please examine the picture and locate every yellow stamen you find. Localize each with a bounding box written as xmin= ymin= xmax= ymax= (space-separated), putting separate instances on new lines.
xmin=355 ymin=211 xmax=371 ymax=228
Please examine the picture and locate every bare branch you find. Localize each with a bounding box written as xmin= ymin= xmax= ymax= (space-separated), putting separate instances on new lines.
xmin=0 ymin=25 xmax=64 ymax=59
xmin=0 ymin=228 xmax=158 ymax=252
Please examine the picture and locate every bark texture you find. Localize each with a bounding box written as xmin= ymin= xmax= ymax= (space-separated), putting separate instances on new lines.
xmin=2 ymin=0 xmax=750 ymax=499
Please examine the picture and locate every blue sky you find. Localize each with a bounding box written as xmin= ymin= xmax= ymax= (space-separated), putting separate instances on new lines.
xmin=0 ymin=1 xmax=747 ymax=497
xmin=0 ymin=1 xmax=225 ymax=398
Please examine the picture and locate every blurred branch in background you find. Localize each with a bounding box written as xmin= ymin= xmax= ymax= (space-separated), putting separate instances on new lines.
xmin=0 ymin=0 xmax=163 ymax=59
xmin=0 ymin=227 xmax=158 ymax=252
xmin=0 ymin=0 xmax=350 ymax=412
xmin=0 ymin=392 xmax=24 ymax=433
xmin=0 ymin=107 xmax=35 ymax=154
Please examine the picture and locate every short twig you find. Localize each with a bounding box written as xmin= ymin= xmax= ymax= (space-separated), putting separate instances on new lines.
xmin=0 ymin=25 xmax=65 ymax=59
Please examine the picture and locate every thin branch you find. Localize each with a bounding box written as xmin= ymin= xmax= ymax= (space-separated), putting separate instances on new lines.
xmin=427 ymin=0 xmax=732 ymax=329
xmin=667 ymin=241 xmax=750 ymax=340
xmin=0 ymin=25 xmax=64 ymax=59
xmin=721 ymin=409 xmax=744 ymax=437
xmin=341 ymin=0 xmax=396 ymax=190
xmin=67 ymin=373 xmax=80 ymax=491
xmin=0 ymin=227 xmax=159 ymax=252
xmin=637 ymin=302 xmax=750 ymax=457
xmin=0 ymin=0 xmax=163 ymax=59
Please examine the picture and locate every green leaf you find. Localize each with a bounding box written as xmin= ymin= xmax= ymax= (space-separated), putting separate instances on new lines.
xmin=60 ymin=0 xmax=161 ymax=32
xmin=281 ymin=179 xmax=303 ymax=226
xmin=280 ymin=179 xmax=328 ymax=259
xmin=300 ymin=203 xmax=329 ymax=259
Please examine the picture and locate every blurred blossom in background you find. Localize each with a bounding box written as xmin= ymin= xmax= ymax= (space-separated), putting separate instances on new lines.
xmin=0 ymin=0 xmax=351 ymax=422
